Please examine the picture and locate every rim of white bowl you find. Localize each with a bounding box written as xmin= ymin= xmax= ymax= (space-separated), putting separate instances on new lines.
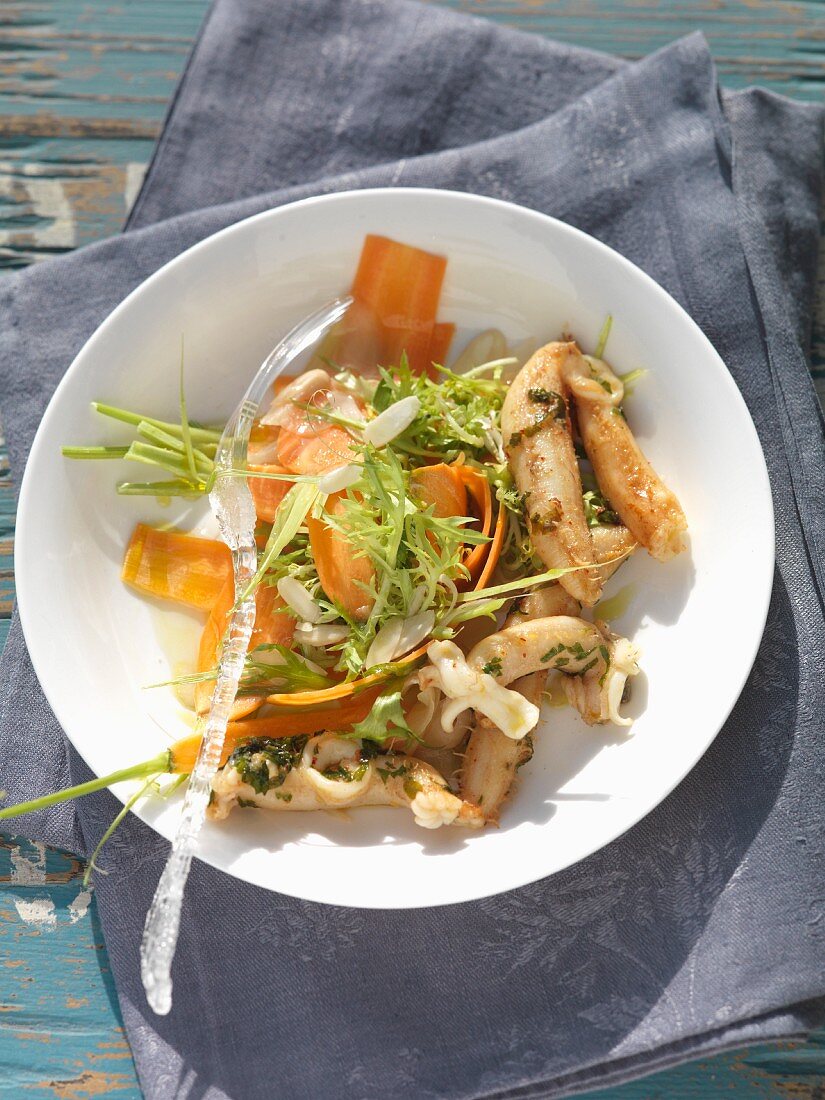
xmin=14 ymin=188 xmax=775 ymax=908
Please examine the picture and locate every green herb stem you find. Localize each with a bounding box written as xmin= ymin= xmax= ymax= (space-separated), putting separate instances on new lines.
xmin=136 ymin=422 xmax=214 ymax=472
xmin=116 ymin=479 xmax=203 ymax=498
xmin=62 ymin=446 xmax=130 ymax=460
xmin=618 ymin=368 xmax=648 ymax=395
xmin=594 ymin=315 xmax=613 ymax=359
xmin=82 ymin=775 xmax=157 ymax=888
xmin=456 ymin=358 xmax=518 ymax=378
xmin=0 ymin=751 xmax=172 ymax=820
xmin=299 ymin=403 xmax=365 ymax=433
xmin=125 ymin=441 xmax=206 ymax=483
xmin=91 ymin=401 xmax=221 ymax=444
xmin=455 ymin=551 xmax=631 ymax=604
xmin=239 ymin=482 xmax=321 ymax=602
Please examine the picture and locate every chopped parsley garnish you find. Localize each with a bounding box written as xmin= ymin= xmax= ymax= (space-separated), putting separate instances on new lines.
xmin=376 ymin=760 xmax=411 ymax=784
xmin=227 ymin=736 xmax=308 ymax=795
xmin=597 ymin=645 xmax=611 ymax=687
xmin=322 ymin=759 xmax=370 ymax=783
xmin=582 ymin=489 xmax=620 ymax=528
xmin=589 ymin=366 xmax=613 ymax=395
xmin=347 ymin=688 xmax=418 ymax=745
xmin=541 ymin=641 xmax=597 ymax=666
xmin=541 ymin=643 xmax=565 ymax=663
xmin=481 ymin=657 xmax=503 ymax=677
xmin=530 ymin=499 xmax=563 ymax=533
xmin=516 ymin=735 xmax=534 ymax=770
xmin=527 ymin=388 xmax=566 ymax=420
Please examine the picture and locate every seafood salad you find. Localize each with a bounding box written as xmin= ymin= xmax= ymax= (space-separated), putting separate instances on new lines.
xmin=0 ymin=234 xmax=687 ymax=863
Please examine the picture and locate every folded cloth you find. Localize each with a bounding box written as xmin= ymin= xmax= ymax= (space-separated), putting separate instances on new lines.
xmin=1 ymin=1 xmax=823 ymax=1097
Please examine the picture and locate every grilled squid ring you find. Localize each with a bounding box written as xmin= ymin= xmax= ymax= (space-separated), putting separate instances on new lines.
xmin=420 ymin=613 xmax=639 ymax=748
xmin=209 ymin=736 xmax=484 ymax=829
xmin=468 ymin=615 xmax=639 ymax=727
xmin=457 ymin=608 xmax=639 ymax=822
xmin=301 ymin=735 xmax=375 ymax=804
xmin=561 ymin=634 xmax=640 ymax=727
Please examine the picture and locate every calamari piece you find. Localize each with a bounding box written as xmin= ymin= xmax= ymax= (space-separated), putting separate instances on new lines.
xmin=562 ymin=630 xmax=640 ymax=726
xmin=590 ymin=523 xmax=638 ymax=585
xmin=209 ymin=733 xmax=483 ymax=829
xmin=420 ymin=641 xmax=541 ymax=742
xmin=467 ymin=616 xmax=639 ymax=727
xmin=404 ymin=675 xmax=473 ymax=750
xmin=418 ymin=700 xmax=474 ymax=750
xmin=511 ymin=583 xmax=581 ymax=620
xmin=562 ymin=350 xmax=687 ymax=561
xmin=458 ymin=603 xmax=639 ymax=821
xmin=502 ymin=342 xmax=602 ymax=605
xmin=415 ymin=744 xmax=463 ymax=787
xmin=460 ymin=667 xmax=545 ymax=824
xmin=420 ymin=587 xmax=579 ymax=816
xmin=459 ymin=574 xmax=634 ymax=822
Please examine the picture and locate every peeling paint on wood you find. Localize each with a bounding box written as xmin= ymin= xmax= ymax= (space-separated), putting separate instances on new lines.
xmin=0 ymin=1 xmax=823 ymax=1098
xmin=26 ymin=1072 xmax=135 ymax=1099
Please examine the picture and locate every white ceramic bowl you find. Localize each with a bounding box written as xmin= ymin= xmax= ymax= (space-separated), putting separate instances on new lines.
xmin=15 ymin=189 xmax=774 ymax=908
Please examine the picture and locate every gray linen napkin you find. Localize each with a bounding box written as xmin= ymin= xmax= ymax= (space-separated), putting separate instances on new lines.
xmin=1 ymin=2 xmax=824 ymax=1097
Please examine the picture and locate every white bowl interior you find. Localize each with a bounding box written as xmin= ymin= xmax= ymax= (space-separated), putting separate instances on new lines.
xmin=15 ymin=190 xmax=773 ymax=908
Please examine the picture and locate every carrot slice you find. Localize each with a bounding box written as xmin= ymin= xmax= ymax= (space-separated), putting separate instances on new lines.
xmin=248 ymin=464 xmax=293 ymax=523
xmin=319 ymin=236 xmax=447 ymax=376
xmin=307 ymin=492 xmax=375 ymax=621
xmin=477 ymin=498 xmax=507 ymax=590
xmin=411 ymin=463 xmax=468 ymax=519
xmin=411 ymin=463 xmax=469 ymax=554
xmin=122 ymin=524 xmax=231 ymax=611
xmin=353 ymin=235 xmax=447 ymax=374
xmin=169 ymin=686 xmax=383 ymax=774
xmin=458 ymin=467 xmax=493 ymax=585
xmin=195 ymin=577 xmax=295 ymax=719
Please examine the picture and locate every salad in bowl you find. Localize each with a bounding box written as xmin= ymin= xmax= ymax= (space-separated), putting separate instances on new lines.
xmin=3 ymin=231 xmax=687 ymax=865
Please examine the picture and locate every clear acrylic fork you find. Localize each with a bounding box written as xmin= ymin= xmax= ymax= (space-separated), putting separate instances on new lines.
xmin=140 ymin=296 xmax=351 ymax=1015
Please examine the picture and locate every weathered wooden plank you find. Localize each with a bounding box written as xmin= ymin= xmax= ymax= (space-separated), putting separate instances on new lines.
xmin=440 ymin=0 xmax=825 ymax=99
xmin=0 ymin=838 xmax=139 ymax=1098
xmin=0 ymin=0 xmax=820 ymax=384
xmin=0 ymin=0 xmax=202 ymax=265
xmin=2 ymin=834 xmax=824 ymax=1100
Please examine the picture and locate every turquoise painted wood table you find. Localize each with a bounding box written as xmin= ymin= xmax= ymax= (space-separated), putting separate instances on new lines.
xmin=0 ymin=2 xmax=823 ymax=1096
